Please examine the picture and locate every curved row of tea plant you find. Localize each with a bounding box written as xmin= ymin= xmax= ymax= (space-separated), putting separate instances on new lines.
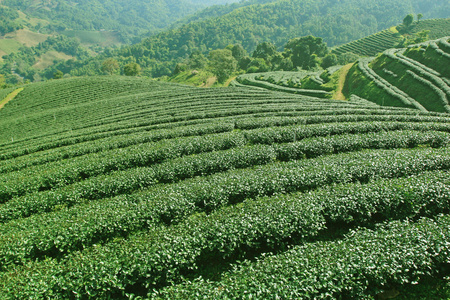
xmin=2 ymin=121 xmax=450 ymax=203
xmin=235 ymin=74 xmax=332 ymax=98
xmin=3 ymin=103 xmax=443 ymax=162
xmin=1 ymin=169 xmax=449 ymax=298
xmin=155 ymin=214 xmax=450 ymax=299
xmin=348 ymin=37 xmax=450 ymax=113
xmin=357 ymin=58 xmax=425 ymax=110
xmin=1 ymin=146 xmax=450 ymax=271
xmin=333 ymin=29 xmax=402 ymax=56
xmin=1 ymin=76 xmax=449 ymax=298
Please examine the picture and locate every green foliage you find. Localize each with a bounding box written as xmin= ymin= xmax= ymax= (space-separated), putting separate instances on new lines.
xmin=321 ymin=53 xmax=338 ymax=69
xmin=208 ymin=49 xmax=236 ymax=83
xmin=345 ymin=38 xmax=450 ymax=113
xmin=101 ymin=58 xmax=120 ymax=75
xmin=403 ymin=14 xmax=415 ymax=27
xmin=155 ymin=214 xmax=450 ymax=299
xmin=53 ymin=70 xmax=63 ymax=79
xmin=0 ymin=6 xmax=23 ymax=35
xmin=10 ymin=1 xmax=448 ymax=80
xmin=284 ymin=36 xmax=328 ymax=70
xmin=123 ymin=62 xmax=141 ymax=76
xmin=0 ymin=0 xmax=231 ymax=37
xmin=0 ymin=76 xmax=450 ymax=298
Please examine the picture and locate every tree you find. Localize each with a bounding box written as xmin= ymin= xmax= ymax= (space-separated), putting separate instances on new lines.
xmin=208 ymin=49 xmax=236 ymax=83
xmin=101 ymin=58 xmax=119 ymax=75
xmin=252 ymin=42 xmax=277 ymax=60
xmin=173 ymin=63 xmax=188 ymax=75
xmin=321 ymin=53 xmax=338 ymax=69
xmin=337 ymin=52 xmax=359 ymax=65
xmin=0 ymin=74 xmax=5 ymax=88
xmin=284 ymin=36 xmax=328 ymax=70
xmin=231 ymin=44 xmax=246 ymax=61
xmin=417 ymin=13 xmax=423 ymax=22
xmin=123 ymin=62 xmax=141 ymax=76
xmin=53 ymin=70 xmax=63 ymax=79
xmin=403 ymin=14 xmax=414 ymax=27
xmin=246 ymin=58 xmax=270 ymax=73
xmin=188 ymin=50 xmax=207 ymax=70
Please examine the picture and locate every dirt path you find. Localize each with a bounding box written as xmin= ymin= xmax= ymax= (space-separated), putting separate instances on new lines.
xmin=334 ymin=63 xmax=354 ymax=100
xmin=0 ymin=87 xmax=24 ymax=110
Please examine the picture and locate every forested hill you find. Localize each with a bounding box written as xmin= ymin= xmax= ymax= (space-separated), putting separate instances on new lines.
xmin=131 ymin=0 xmax=449 ymax=61
xmin=0 ymin=0 xmax=239 ymax=36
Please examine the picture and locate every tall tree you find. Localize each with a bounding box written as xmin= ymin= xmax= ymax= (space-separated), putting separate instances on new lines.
xmin=417 ymin=13 xmax=423 ymax=22
xmin=252 ymin=42 xmax=277 ymax=60
xmin=101 ymin=58 xmax=119 ymax=75
xmin=284 ymin=36 xmax=328 ymax=70
xmin=403 ymin=14 xmax=415 ymax=27
xmin=123 ymin=62 xmax=141 ymax=76
xmin=208 ymin=49 xmax=236 ymax=83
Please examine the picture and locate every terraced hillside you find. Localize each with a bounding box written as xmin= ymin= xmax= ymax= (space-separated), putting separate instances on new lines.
xmin=333 ymin=18 xmax=450 ymax=57
xmin=333 ymin=28 xmax=402 ymax=57
xmin=0 ymin=76 xmax=450 ymax=299
xmin=232 ymin=66 xmax=344 ymax=99
xmin=232 ymin=71 xmax=333 ymax=98
xmin=345 ymin=37 xmax=450 ymax=113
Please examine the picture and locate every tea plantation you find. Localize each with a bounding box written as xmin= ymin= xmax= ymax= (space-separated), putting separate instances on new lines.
xmin=332 ymin=18 xmax=450 ymax=57
xmin=0 ymin=76 xmax=449 ymax=299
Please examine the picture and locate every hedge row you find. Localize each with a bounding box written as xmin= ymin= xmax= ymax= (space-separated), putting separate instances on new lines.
xmin=358 ymin=58 xmax=426 ymax=111
xmin=0 ymin=131 xmax=246 ymax=202
xmin=1 ymin=129 xmax=448 ymax=223
xmin=0 ymin=122 xmax=237 ymax=174
xmin=5 ymin=118 xmax=450 ymax=203
xmin=236 ymin=75 xmax=331 ymax=98
xmin=1 ymin=147 xmax=450 ymax=270
xmin=1 ymin=170 xmax=449 ymax=299
xmin=1 ymin=99 xmax=442 ymax=159
xmin=430 ymin=41 xmax=450 ymax=59
xmin=154 ymin=214 xmax=450 ymax=299
xmin=406 ymin=70 xmax=450 ymax=113
xmin=387 ymin=49 xmax=450 ymax=98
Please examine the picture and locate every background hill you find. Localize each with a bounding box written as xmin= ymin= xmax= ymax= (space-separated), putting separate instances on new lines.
xmin=0 ymin=0 xmax=240 ymax=37
xmin=0 ymin=76 xmax=449 ymax=298
xmin=333 ymin=18 xmax=450 ymax=57
xmin=344 ymin=36 xmax=450 ymax=113
xmin=1 ymin=0 xmax=449 ymax=84
xmin=232 ymin=36 xmax=450 ymax=113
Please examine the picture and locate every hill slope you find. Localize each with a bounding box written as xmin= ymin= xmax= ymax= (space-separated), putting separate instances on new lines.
xmin=0 ymin=76 xmax=449 ymax=298
xmin=233 ymin=36 xmax=450 ymax=113
xmin=333 ymin=18 xmax=450 ymax=57
xmin=344 ymin=37 xmax=450 ymax=113
xmin=0 ymin=0 xmax=239 ymax=37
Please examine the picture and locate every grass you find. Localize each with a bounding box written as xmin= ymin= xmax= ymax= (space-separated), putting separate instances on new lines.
xmin=0 ymin=39 xmax=22 ymax=59
xmin=4 ymin=29 xmax=49 ymax=47
xmin=331 ymin=63 xmax=353 ymax=100
xmin=32 ymin=51 xmax=74 ymax=70
xmin=0 ymin=87 xmax=24 ymax=110
xmin=61 ymin=30 xmax=124 ymax=47
xmin=164 ymin=69 xmax=216 ymax=87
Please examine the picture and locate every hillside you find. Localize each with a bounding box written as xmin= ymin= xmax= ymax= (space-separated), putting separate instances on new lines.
xmin=333 ymin=18 xmax=450 ymax=57
xmin=0 ymin=0 xmax=239 ymax=37
xmin=4 ymin=0 xmax=445 ymax=82
xmin=233 ymin=36 xmax=450 ymax=114
xmin=0 ymin=76 xmax=449 ymax=298
xmin=344 ymin=37 xmax=450 ymax=113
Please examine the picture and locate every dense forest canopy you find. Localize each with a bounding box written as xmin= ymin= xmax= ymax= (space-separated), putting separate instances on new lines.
xmin=0 ymin=0 xmax=449 ymax=83
xmin=1 ymin=0 xmax=239 ymax=36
